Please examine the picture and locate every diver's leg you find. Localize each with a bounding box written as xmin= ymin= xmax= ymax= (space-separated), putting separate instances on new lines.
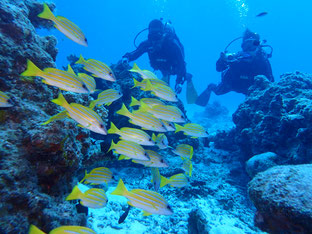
xmin=186 ymin=73 xmax=198 ymax=104
xmin=195 ymin=84 xmax=214 ymax=106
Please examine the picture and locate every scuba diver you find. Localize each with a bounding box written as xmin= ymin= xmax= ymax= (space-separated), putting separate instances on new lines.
xmin=195 ymin=29 xmax=274 ymax=106
xmin=121 ymin=19 xmax=198 ymax=103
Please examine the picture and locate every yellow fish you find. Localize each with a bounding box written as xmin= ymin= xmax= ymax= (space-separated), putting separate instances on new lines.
xmin=160 ymin=173 xmax=188 ymax=188
xmin=51 ymin=93 xmax=107 ymax=135
xmin=111 ymin=179 xmax=173 ymax=216
xmin=108 ymin=122 xmax=155 ymax=146
xmin=66 ymin=185 xmax=107 ymax=209
xmin=117 ymin=104 xmax=167 ymax=132
xmin=29 ymin=224 xmax=96 ymax=234
xmin=108 ymin=140 xmax=149 ymax=161
xmin=132 ymin=150 xmax=169 ymax=168
xmin=0 ymin=91 xmax=13 ymax=107
xmin=89 ymin=89 xmax=122 ymax=108
xmin=80 ymin=167 xmax=113 ymax=185
xmin=21 ymin=60 xmax=89 ymax=94
xmin=66 ymin=65 xmax=96 ymax=93
xmin=133 ymin=78 xmax=167 ymax=89
xmin=152 ymin=133 xmax=169 ymax=149
xmin=76 ymin=55 xmax=116 ymax=82
xmin=129 ymin=63 xmax=159 ymax=80
xmin=41 ymin=110 xmax=68 ymax=125
xmin=182 ymin=159 xmax=193 ymax=177
xmin=172 ymin=144 xmax=194 ymax=160
xmin=139 ymin=102 xmax=186 ymax=123
xmin=174 ymin=123 xmax=208 ymax=138
xmin=142 ymin=80 xmax=178 ymax=102
xmin=129 ymin=96 xmax=164 ymax=107
xmin=38 ymin=4 xmax=87 ymax=46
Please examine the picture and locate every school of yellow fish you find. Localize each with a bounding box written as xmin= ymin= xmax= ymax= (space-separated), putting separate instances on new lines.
xmin=0 ymin=3 xmax=209 ymax=233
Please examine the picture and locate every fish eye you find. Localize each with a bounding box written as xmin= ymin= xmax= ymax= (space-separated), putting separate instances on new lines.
xmin=167 ymin=205 xmax=171 ymax=210
xmin=100 ymin=124 xmax=105 ymax=129
xmin=160 ymin=159 xmax=164 ymax=163
xmin=82 ymin=83 xmax=88 ymax=90
xmin=109 ymin=72 xmax=113 ymax=76
xmin=85 ymin=38 xmax=88 ymax=43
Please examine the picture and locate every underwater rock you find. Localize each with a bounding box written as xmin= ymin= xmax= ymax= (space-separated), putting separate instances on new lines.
xmin=232 ymin=73 xmax=312 ymax=163
xmin=188 ymin=209 xmax=210 ymax=234
xmin=245 ymin=152 xmax=278 ymax=178
xmin=248 ymin=164 xmax=312 ymax=233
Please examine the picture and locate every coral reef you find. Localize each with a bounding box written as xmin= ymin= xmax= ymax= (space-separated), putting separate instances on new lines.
xmin=0 ymin=1 xmax=104 ymax=232
xmin=248 ymin=164 xmax=312 ymax=233
xmin=245 ymin=152 xmax=278 ymax=178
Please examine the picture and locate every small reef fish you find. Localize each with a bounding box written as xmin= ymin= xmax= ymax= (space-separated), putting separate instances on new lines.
xmin=67 ymin=65 xmax=96 ymax=94
xmin=152 ymin=133 xmax=169 ymax=149
xmin=256 ymin=12 xmax=268 ymax=17
xmin=142 ymin=80 xmax=178 ymax=102
xmin=174 ymin=123 xmax=208 ymax=138
xmin=51 ymin=93 xmax=107 ymax=135
xmin=132 ymin=150 xmax=169 ymax=168
xmin=160 ymin=173 xmax=188 ymax=188
xmin=108 ymin=140 xmax=150 ymax=161
xmin=76 ymin=55 xmax=116 ymax=82
xmin=182 ymin=159 xmax=193 ymax=177
xmin=21 ymin=60 xmax=89 ymax=94
xmin=89 ymin=89 xmax=122 ymax=108
xmin=162 ymin=120 xmax=175 ymax=132
xmin=41 ymin=110 xmax=68 ymax=125
xmin=29 ymin=224 xmax=96 ymax=234
xmin=129 ymin=96 xmax=164 ymax=107
xmin=66 ymin=186 xmax=107 ymax=209
xmin=117 ymin=104 xmax=167 ymax=132
xmin=139 ymin=102 xmax=186 ymax=123
xmin=111 ymin=179 xmax=173 ymax=216
xmin=118 ymin=205 xmax=132 ymax=224
xmin=37 ymin=4 xmax=87 ymax=46
xmin=80 ymin=167 xmax=113 ymax=185
xmin=129 ymin=63 xmax=159 ymax=80
xmin=108 ymin=122 xmax=155 ymax=146
xmin=151 ymin=168 xmax=161 ymax=192
xmin=0 ymin=91 xmax=13 ymax=107
xmin=133 ymin=78 xmax=167 ymax=89
xmin=172 ymin=144 xmax=194 ymax=160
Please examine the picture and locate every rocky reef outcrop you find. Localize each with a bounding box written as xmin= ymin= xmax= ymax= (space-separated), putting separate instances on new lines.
xmin=0 ymin=1 xmax=104 ymax=232
xmin=248 ymin=164 xmax=312 ymax=233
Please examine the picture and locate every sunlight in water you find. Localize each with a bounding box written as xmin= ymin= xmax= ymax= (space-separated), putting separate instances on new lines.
xmin=226 ymin=0 xmax=249 ymax=27
xmin=153 ymin=0 xmax=168 ymax=15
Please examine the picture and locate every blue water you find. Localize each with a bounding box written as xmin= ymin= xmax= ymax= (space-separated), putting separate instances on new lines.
xmin=44 ymin=0 xmax=312 ymax=115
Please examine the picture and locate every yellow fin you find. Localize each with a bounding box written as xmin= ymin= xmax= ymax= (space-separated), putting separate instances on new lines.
xmin=116 ymin=103 xmax=131 ymax=117
xmin=129 ymin=96 xmax=139 ymax=107
xmin=174 ymin=123 xmax=183 ymax=133
xmin=111 ymin=179 xmax=128 ymax=196
xmin=20 ymin=60 xmax=43 ymax=77
xmin=66 ymin=185 xmax=83 ymax=201
xmin=28 ymin=224 xmax=46 ymax=234
xmin=107 ymin=140 xmax=116 ymax=152
xmin=67 ymin=65 xmax=76 ymax=75
xmin=51 ymin=93 xmax=70 ymax=110
xmin=129 ymin=63 xmax=141 ymax=72
xmin=142 ymin=211 xmax=152 ymax=216
xmin=142 ymin=80 xmax=153 ymax=91
xmin=76 ymin=54 xmax=86 ymax=65
xmin=108 ymin=122 xmax=120 ymax=135
xmin=37 ymin=3 xmax=56 ymax=22
xmin=160 ymin=176 xmax=169 ymax=188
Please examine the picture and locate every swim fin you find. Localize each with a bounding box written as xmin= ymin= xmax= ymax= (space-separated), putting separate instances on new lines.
xmin=186 ymin=79 xmax=198 ymax=104
xmin=195 ymin=87 xmax=212 ymax=106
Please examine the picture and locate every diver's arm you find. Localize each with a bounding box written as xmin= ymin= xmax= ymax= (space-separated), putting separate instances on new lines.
xmin=123 ymin=40 xmax=150 ymax=62
xmin=216 ymin=53 xmax=228 ymax=72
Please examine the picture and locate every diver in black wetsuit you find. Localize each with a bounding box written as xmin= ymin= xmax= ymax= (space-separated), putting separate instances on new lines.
xmin=195 ymin=29 xmax=274 ymax=106
xmin=122 ymin=19 xmax=197 ymax=102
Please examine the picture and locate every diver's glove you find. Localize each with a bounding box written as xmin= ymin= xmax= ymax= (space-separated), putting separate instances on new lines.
xmin=121 ymin=57 xmax=129 ymax=65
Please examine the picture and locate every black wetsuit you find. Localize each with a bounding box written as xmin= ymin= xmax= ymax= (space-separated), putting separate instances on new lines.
xmin=214 ymin=48 xmax=274 ymax=95
xmin=123 ymin=33 xmax=187 ymax=85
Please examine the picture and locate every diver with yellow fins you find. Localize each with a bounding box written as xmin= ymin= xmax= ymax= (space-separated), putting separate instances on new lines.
xmin=120 ymin=19 xmax=198 ymax=104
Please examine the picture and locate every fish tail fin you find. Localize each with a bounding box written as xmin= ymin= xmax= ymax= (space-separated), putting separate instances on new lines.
xmin=107 ymin=140 xmax=116 ymax=152
xmin=129 ymin=96 xmax=139 ymax=107
xmin=108 ymin=122 xmax=120 ymax=135
xmin=174 ymin=123 xmax=183 ymax=133
xmin=20 ymin=60 xmax=43 ymax=77
xmin=116 ymin=103 xmax=131 ymax=117
xmin=152 ymin=133 xmax=157 ymax=142
xmin=76 ymin=54 xmax=86 ymax=65
xmin=89 ymin=100 xmax=97 ymax=109
xmin=29 ymin=224 xmax=46 ymax=234
xmin=189 ymin=162 xmax=193 ymax=177
xmin=129 ymin=63 xmax=141 ymax=72
xmin=139 ymin=101 xmax=150 ymax=112
xmin=51 ymin=92 xmax=70 ymax=109
xmin=111 ymin=179 xmax=128 ymax=196
xmin=66 ymin=185 xmax=83 ymax=200
xmin=160 ymin=176 xmax=169 ymax=188
xmin=79 ymin=170 xmax=88 ymax=183
xmin=132 ymin=78 xmax=141 ymax=88
xmin=142 ymin=80 xmax=153 ymax=91
xmin=37 ymin=3 xmax=56 ymax=21
xmin=190 ymin=146 xmax=194 ymax=160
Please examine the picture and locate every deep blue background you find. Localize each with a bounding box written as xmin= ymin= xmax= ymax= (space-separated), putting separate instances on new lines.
xmin=43 ymin=0 xmax=312 ymax=115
